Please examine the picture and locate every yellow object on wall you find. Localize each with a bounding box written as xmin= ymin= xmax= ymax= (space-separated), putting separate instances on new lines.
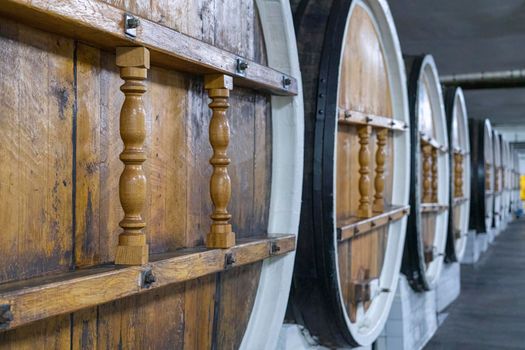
xmin=521 ymin=175 xmax=525 ymax=200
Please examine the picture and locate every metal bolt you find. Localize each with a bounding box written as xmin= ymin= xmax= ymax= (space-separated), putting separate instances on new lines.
xmin=318 ymin=109 xmax=324 ymax=115
xmin=390 ymin=121 xmax=396 ymax=127
xmin=370 ymin=221 xmax=376 ymax=227
xmin=236 ymin=59 xmax=249 ymax=74
xmin=345 ymin=111 xmax=352 ymax=118
xmin=0 ymin=305 xmax=13 ymax=329
xmin=124 ymin=14 xmax=139 ymax=37
xmin=282 ymin=76 xmax=292 ymax=88
xmin=270 ymin=242 xmax=281 ymax=254
xmin=225 ymin=253 xmax=236 ymax=268
xmin=141 ymin=269 xmax=156 ymax=289
xmin=365 ymin=116 xmax=372 ymax=123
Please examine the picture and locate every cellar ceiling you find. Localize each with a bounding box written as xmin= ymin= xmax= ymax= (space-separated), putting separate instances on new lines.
xmin=391 ymin=0 xmax=525 ymax=137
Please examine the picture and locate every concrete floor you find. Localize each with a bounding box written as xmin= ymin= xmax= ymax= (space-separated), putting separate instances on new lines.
xmin=425 ymin=219 xmax=525 ymax=349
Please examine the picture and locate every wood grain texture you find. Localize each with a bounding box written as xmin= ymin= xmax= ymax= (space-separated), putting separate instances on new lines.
xmin=0 ymin=19 xmax=73 ymax=283
xmin=0 ymin=0 xmax=297 ymax=96
xmin=335 ymin=3 xmax=394 ymax=311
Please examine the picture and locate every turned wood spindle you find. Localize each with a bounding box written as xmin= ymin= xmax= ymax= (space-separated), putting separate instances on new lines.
xmin=485 ymin=162 xmax=491 ymax=191
xmin=454 ymin=153 xmax=463 ymax=198
xmin=495 ymin=166 xmax=500 ymax=192
xmin=373 ymin=128 xmax=387 ymax=213
xmin=205 ymin=74 xmax=236 ymax=248
xmin=431 ymin=147 xmax=438 ymax=203
xmin=115 ymin=47 xmax=150 ymax=265
xmin=357 ymin=125 xmax=372 ymax=218
xmin=421 ymin=141 xmax=432 ymax=203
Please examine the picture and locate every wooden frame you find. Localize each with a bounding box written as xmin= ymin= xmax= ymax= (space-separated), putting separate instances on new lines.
xmin=337 ymin=205 xmax=410 ymax=241
xmin=0 ymin=235 xmax=294 ymax=331
xmin=0 ymin=0 xmax=297 ymax=96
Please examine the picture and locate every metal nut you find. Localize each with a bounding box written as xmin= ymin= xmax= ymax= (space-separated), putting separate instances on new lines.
xmin=141 ymin=269 xmax=156 ymax=289
xmin=236 ymin=59 xmax=249 ymax=74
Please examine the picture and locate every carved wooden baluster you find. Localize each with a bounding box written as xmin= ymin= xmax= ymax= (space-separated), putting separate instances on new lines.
xmin=421 ymin=141 xmax=432 ymax=203
xmin=454 ymin=153 xmax=464 ymax=198
xmin=115 ymin=47 xmax=150 ymax=265
xmin=205 ymin=74 xmax=236 ymax=248
xmin=431 ymin=147 xmax=438 ymax=202
xmin=485 ymin=162 xmax=491 ymax=191
xmin=373 ymin=128 xmax=387 ymax=213
xmin=357 ymin=126 xmax=372 ymax=218
xmin=495 ymin=166 xmax=500 ymax=192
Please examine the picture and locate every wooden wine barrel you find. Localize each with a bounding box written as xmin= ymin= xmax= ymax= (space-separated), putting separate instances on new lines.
xmin=501 ymin=139 xmax=511 ymax=221
xmin=493 ymin=131 xmax=503 ymax=228
xmin=468 ymin=119 xmax=495 ymax=234
xmin=443 ymin=87 xmax=470 ymax=263
xmin=512 ymin=150 xmax=521 ymax=214
xmin=288 ymin=0 xmax=410 ymax=347
xmin=402 ymin=55 xmax=450 ymax=292
xmin=0 ymin=1 xmax=303 ymax=349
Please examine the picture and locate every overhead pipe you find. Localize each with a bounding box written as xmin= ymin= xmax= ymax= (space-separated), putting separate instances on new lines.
xmin=441 ymin=69 xmax=525 ymax=89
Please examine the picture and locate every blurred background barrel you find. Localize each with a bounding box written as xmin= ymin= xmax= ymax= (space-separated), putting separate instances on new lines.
xmin=468 ymin=119 xmax=495 ymax=235
xmin=402 ymin=54 xmax=450 ymax=292
xmin=493 ymin=132 xmax=503 ymax=230
xmin=444 ymin=87 xmax=471 ymax=263
xmin=288 ymin=0 xmax=410 ymax=347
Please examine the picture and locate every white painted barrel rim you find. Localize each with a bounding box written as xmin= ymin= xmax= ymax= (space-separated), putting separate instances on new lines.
xmin=333 ymin=0 xmax=410 ymax=345
xmin=240 ymin=1 xmax=304 ymax=349
xmin=484 ymin=119 xmax=495 ymax=233
xmin=452 ymin=88 xmax=470 ymax=262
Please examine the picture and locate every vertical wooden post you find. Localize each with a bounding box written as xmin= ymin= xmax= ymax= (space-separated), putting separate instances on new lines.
xmin=454 ymin=153 xmax=463 ymax=197
xmin=204 ymin=74 xmax=235 ymax=248
xmin=115 ymin=47 xmax=150 ymax=265
xmin=357 ymin=125 xmax=372 ymax=218
xmin=373 ymin=128 xmax=387 ymax=213
xmin=431 ymin=147 xmax=438 ymax=203
xmin=485 ymin=162 xmax=491 ymax=191
xmin=495 ymin=166 xmax=500 ymax=192
xmin=422 ymin=141 xmax=432 ymax=203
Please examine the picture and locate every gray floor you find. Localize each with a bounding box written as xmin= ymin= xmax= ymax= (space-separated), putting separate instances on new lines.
xmin=425 ymin=219 xmax=525 ymax=350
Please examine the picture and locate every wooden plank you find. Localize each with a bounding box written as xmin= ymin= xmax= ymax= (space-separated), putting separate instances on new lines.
xmin=0 ymin=0 xmax=297 ymax=96
xmin=337 ymin=205 xmax=410 ymax=241
xmin=420 ymin=131 xmax=448 ymax=152
xmin=338 ymin=109 xmax=407 ymax=131
xmin=420 ymin=203 xmax=449 ymax=213
xmin=0 ymin=235 xmax=295 ymax=331
xmin=452 ymin=197 xmax=469 ymax=206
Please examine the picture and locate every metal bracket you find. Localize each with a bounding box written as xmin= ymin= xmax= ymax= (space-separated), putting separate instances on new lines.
xmin=224 ymin=252 xmax=236 ymax=269
xmin=0 ymin=304 xmax=13 ymax=330
xmin=282 ymin=75 xmax=292 ymax=89
xmin=124 ymin=14 xmax=139 ymax=38
xmin=236 ymin=58 xmax=248 ymax=76
xmin=141 ymin=269 xmax=156 ymax=289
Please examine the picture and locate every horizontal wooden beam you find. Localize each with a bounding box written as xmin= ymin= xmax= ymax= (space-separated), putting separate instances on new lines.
xmin=338 ymin=109 xmax=407 ymax=131
xmin=337 ymin=205 xmax=410 ymax=241
xmin=0 ymin=0 xmax=297 ymax=96
xmin=452 ymin=197 xmax=469 ymax=206
xmin=420 ymin=132 xmax=448 ymax=152
xmin=0 ymin=235 xmax=295 ymax=331
xmin=420 ymin=203 xmax=448 ymax=213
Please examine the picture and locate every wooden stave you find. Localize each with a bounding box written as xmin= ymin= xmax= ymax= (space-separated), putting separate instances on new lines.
xmin=289 ymin=0 xmax=410 ymax=347
xmin=443 ymin=87 xmax=471 ymax=263
xmin=468 ymin=119 xmax=494 ymax=234
xmin=402 ymin=55 xmax=450 ymax=292
xmin=0 ymin=1 xmax=303 ymax=348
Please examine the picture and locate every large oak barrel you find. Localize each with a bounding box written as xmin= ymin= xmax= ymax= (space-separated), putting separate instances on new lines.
xmin=402 ymin=55 xmax=450 ymax=292
xmin=468 ymin=119 xmax=495 ymax=234
xmin=493 ymin=131 xmax=504 ymax=228
xmin=0 ymin=1 xmax=303 ymax=349
xmin=511 ymin=150 xmax=521 ymax=214
xmin=443 ymin=87 xmax=471 ymax=262
xmin=288 ymin=0 xmax=410 ymax=347
xmin=501 ymin=138 xmax=511 ymax=221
